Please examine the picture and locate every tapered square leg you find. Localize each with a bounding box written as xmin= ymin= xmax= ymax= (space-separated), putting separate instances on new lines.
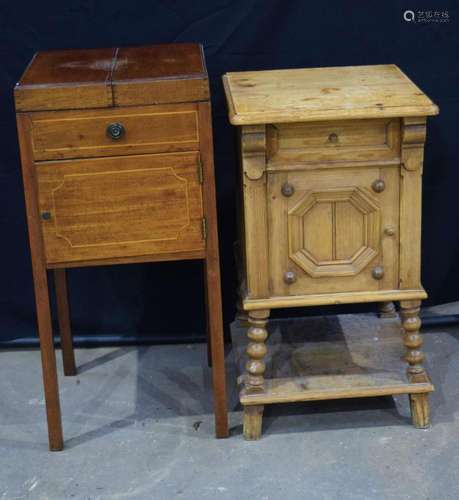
xmin=202 ymin=265 xmax=213 ymax=368
xmin=17 ymin=114 xmax=63 ymax=451
xmin=204 ymin=258 xmax=229 ymax=438
xmin=243 ymin=404 xmax=264 ymax=440
xmin=54 ymin=269 xmax=77 ymax=376
xmin=199 ymin=101 xmax=228 ymax=438
xmin=33 ymin=266 xmax=64 ymax=451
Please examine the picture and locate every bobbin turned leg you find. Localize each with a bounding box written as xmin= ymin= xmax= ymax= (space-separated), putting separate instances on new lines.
xmin=400 ymin=300 xmax=430 ymax=428
xmin=243 ymin=309 xmax=269 ymax=440
xmin=378 ymin=301 xmax=397 ymax=318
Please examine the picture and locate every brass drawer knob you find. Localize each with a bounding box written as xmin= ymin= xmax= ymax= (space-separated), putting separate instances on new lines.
xmin=372 ymin=266 xmax=384 ymax=280
xmin=384 ymin=225 xmax=395 ymax=236
xmin=328 ymin=132 xmax=338 ymax=143
xmin=41 ymin=211 xmax=51 ymax=220
xmin=283 ymin=270 xmax=297 ymax=284
xmin=106 ymin=122 xmax=125 ymax=140
xmin=371 ymin=179 xmax=385 ymax=193
xmin=281 ymin=182 xmax=295 ymax=197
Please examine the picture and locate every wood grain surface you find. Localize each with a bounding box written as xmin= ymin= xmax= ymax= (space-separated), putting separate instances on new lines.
xmin=223 ymin=65 xmax=438 ymax=125
xmin=37 ymin=152 xmax=205 ymax=264
xmin=15 ymin=43 xmax=208 ymax=111
xmin=30 ymin=104 xmax=199 ymax=161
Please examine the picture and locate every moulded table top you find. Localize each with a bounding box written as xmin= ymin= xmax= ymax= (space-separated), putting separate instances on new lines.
xmin=223 ymin=64 xmax=438 ymax=125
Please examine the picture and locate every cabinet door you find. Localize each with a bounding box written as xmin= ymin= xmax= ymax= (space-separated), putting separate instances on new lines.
xmin=268 ymin=166 xmax=399 ymax=296
xmin=37 ymin=152 xmax=204 ymax=264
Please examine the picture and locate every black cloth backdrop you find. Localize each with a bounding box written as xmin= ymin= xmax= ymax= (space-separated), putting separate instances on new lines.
xmin=0 ymin=1 xmax=458 ymax=342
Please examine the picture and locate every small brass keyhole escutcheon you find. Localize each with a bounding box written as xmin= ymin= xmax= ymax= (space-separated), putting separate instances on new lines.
xmin=41 ymin=211 xmax=51 ymax=220
xmin=281 ymin=182 xmax=295 ymax=197
xmin=284 ymin=271 xmax=297 ymax=284
xmin=372 ymin=179 xmax=385 ymax=193
xmin=372 ymin=266 xmax=384 ymax=280
xmin=328 ymin=132 xmax=338 ymax=143
xmin=106 ymin=122 xmax=125 ymax=140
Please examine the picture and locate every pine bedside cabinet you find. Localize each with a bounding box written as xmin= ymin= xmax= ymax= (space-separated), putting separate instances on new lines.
xmin=223 ymin=65 xmax=438 ymax=439
xmin=15 ymin=43 xmax=228 ymax=450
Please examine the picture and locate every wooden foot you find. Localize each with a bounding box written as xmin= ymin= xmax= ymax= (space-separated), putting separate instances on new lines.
xmin=54 ymin=269 xmax=77 ymax=376
xmin=243 ymin=405 xmax=264 ymax=440
xmin=409 ymin=393 xmax=430 ymax=429
xmin=378 ymin=301 xmax=397 ymax=318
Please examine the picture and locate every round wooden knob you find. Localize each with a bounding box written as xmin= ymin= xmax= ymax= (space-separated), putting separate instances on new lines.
xmin=372 ymin=266 xmax=384 ymax=280
xmin=328 ymin=132 xmax=338 ymax=143
xmin=283 ymin=271 xmax=297 ymax=284
xmin=372 ymin=179 xmax=385 ymax=193
xmin=384 ymin=225 xmax=395 ymax=236
xmin=281 ymin=182 xmax=295 ymax=197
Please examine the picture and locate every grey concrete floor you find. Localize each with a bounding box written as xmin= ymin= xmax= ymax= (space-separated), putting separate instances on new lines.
xmin=1 ymin=304 xmax=459 ymax=500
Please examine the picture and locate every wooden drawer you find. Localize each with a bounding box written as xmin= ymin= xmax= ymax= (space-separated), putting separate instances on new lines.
xmin=268 ymin=165 xmax=400 ymax=296
xmin=30 ymin=103 xmax=199 ymax=161
xmin=37 ymin=152 xmax=204 ymax=264
xmin=267 ymin=119 xmax=400 ymax=164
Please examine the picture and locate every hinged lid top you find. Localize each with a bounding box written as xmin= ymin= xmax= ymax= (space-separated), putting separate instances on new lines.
xmin=15 ymin=43 xmax=208 ymax=111
xmin=113 ymin=44 xmax=206 ymax=81
xmin=223 ymin=64 xmax=438 ymax=125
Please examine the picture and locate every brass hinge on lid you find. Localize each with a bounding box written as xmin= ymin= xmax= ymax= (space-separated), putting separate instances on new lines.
xmin=201 ymin=217 xmax=207 ymax=241
xmin=197 ymin=157 xmax=204 ymax=184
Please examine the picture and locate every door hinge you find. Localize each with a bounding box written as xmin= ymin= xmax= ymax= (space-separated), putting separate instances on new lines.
xmin=197 ymin=157 xmax=204 ymax=184
xmin=201 ymin=217 xmax=207 ymax=240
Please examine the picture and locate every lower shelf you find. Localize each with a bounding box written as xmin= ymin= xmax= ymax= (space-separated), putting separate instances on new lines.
xmin=231 ymin=313 xmax=434 ymax=406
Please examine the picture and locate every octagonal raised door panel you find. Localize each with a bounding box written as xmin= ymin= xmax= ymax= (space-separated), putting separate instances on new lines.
xmin=289 ymin=187 xmax=380 ymax=277
xmin=268 ymin=166 xmax=400 ymax=296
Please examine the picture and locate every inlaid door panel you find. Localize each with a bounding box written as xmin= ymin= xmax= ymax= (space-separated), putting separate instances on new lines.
xmin=268 ymin=166 xmax=399 ymax=296
xmin=37 ymin=152 xmax=204 ymax=264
